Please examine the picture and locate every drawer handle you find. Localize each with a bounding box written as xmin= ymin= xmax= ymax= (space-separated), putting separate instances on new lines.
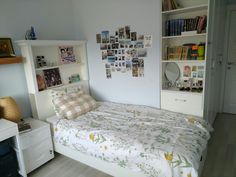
xmin=174 ymin=99 xmax=187 ymax=102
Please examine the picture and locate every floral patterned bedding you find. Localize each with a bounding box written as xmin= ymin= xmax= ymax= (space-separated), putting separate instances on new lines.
xmin=53 ymin=102 xmax=212 ymax=177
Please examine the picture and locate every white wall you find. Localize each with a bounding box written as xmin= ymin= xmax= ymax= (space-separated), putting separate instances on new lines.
xmin=0 ymin=0 xmax=75 ymax=117
xmin=72 ymin=0 xmax=161 ymax=108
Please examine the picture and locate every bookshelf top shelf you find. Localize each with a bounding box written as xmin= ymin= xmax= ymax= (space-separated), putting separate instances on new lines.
xmin=162 ymin=4 xmax=208 ymax=15
xmin=162 ymin=33 xmax=207 ymax=39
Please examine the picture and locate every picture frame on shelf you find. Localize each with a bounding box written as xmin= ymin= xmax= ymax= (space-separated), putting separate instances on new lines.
xmin=59 ymin=46 xmax=76 ymax=64
xmin=43 ymin=68 xmax=62 ymax=88
xmin=36 ymin=71 xmax=47 ymax=91
xmin=0 ymin=38 xmax=15 ymax=57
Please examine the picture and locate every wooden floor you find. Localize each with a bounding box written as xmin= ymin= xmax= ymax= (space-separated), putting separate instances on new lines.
xmin=29 ymin=114 xmax=236 ymax=177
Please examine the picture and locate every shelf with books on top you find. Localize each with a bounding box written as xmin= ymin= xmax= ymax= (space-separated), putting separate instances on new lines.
xmin=162 ymin=60 xmax=205 ymax=63
xmin=162 ymin=33 xmax=207 ymax=39
xmin=162 ymin=4 xmax=208 ymax=15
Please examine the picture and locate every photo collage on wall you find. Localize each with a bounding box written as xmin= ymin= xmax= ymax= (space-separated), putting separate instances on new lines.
xmin=96 ymin=26 xmax=152 ymax=79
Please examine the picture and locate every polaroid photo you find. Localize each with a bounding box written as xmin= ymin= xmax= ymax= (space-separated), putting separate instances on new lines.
xmin=96 ymin=34 xmax=101 ymax=43
xmin=106 ymin=69 xmax=112 ymax=79
xmin=131 ymin=32 xmax=137 ymax=41
xmin=118 ymin=27 xmax=125 ymax=39
xmin=134 ymin=41 xmax=144 ymax=49
xmin=100 ymin=44 xmax=107 ymax=50
xmin=198 ymin=70 xmax=204 ymax=78
xmin=138 ymin=35 xmax=144 ymax=41
xmin=112 ymin=43 xmax=119 ymax=49
xmin=144 ymin=35 xmax=152 ymax=48
xmin=107 ymin=50 xmax=114 ymax=56
xmin=192 ymin=65 xmax=197 ymax=72
xmin=108 ymin=56 xmax=116 ymax=63
xmin=125 ymin=26 xmax=131 ymax=39
xmin=101 ymin=31 xmax=110 ymax=43
xmin=192 ymin=72 xmax=197 ymax=78
xmin=105 ymin=63 xmax=111 ymax=69
xmin=102 ymin=50 xmax=108 ymax=60
xmin=110 ymin=36 xmax=116 ymax=44
xmin=198 ymin=65 xmax=205 ymax=70
xmin=138 ymin=49 xmax=148 ymax=58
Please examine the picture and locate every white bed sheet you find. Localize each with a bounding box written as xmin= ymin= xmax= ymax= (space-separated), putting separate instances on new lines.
xmin=47 ymin=102 xmax=212 ymax=177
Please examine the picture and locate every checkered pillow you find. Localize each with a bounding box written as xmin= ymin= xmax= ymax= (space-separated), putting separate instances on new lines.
xmin=51 ymin=91 xmax=97 ymax=119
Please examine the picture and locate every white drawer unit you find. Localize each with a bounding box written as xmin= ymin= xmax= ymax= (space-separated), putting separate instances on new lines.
xmin=14 ymin=118 xmax=54 ymax=174
xmin=161 ymin=90 xmax=204 ymax=117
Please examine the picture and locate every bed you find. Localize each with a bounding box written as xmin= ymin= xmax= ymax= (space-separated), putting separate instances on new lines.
xmin=45 ymin=101 xmax=211 ymax=177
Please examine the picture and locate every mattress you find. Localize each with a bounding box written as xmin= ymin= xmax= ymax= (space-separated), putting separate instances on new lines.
xmin=47 ymin=102 xmax=212 ymax=177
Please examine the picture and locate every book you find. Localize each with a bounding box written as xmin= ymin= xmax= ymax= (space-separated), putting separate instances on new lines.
xmin=18 ymin=122 xmax=31 ymax=134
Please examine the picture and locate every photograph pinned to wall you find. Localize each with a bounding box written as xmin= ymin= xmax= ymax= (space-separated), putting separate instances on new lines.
xmin=131 ymin=32 xmax=137 ymax=41
xmin=138 ymin=59 xmax=144 ymax=77
xmin=134 ymin=41 xmax=144 ymax=49
xmin=108 ymin=56 xmax=116 ymax=63
xmin=118 ymin=27 xmax=125 ymax=39
xmin=144 ymin=35 xmax=152 ymax=48
xmin=101 ymin=44 xmax=107 ymax=50
xmin=110 ymin=36 xmax=116 ymax=43
xmin=112 ymin=43 xmax=119 ymax=49
xmin=107 ymin=50 xmax=114 ymax=56
xmin=101 ymin=31 xmax=109 ymax=43
xmin=138 ymin=49 xmax=148 ymax=58
xmin=96 ymin=34 xmax=101 ymax=43
xmin=198 ymin=65 xmax=204 ymax=70
xmin=138 ymin=35 xmax=144 ymax=41
xmin=125 ymin=26 xmax=131 ymax=39
xmin=59 ymin=46 xmax=76 ymax=64
xmin=102 ymin=50 xmax=108 ymax=60
xmin=105 ymin=63 xmax=111 ymax=69
xmin=130 ymin=49 xmax=138 ymax=58
xmin=43 ymin=68 xmax=62 ymax=88
xmin=126 ymin=60 xmax=132 ymax=71
xmin=183 ymin=65 xmax=191 ymax=77
xmin=132 ymin=58 xmax=139 ymax=77
xmin=106 ymin=69 xmax=112 ymax=79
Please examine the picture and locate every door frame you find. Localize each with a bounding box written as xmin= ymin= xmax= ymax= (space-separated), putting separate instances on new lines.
xmin=220 ymin=5 xmax=236 ymax=112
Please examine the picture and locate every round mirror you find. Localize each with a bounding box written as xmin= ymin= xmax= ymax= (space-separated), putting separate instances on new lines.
xmin=165 ymin=62 xmax=180 ymax=83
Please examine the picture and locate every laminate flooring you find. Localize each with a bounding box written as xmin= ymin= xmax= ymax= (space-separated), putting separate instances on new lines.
xmin=29 ymin=113 xmax=236 ymax=177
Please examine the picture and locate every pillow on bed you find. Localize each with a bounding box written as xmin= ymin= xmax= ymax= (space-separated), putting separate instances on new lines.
xmin=51 ymin=90 xmax=97 ymax=119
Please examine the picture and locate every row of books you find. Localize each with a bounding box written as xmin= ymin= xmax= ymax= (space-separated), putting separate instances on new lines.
xmin=165 ymin=43 xmax=205 ymax=60
xmin=162 ymin=0 xmax=179 ymax=11
xmin=165 ymin=16 xmax=207 ymax=36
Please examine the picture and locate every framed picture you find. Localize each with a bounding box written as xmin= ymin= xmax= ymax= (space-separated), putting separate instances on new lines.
xmin=0 ymin=38 xmax=15 ymax=57
xmin=43 ymin=68 xmax=62 ymax=88
xmin=59 ymin=46 xmax=76 ymax=64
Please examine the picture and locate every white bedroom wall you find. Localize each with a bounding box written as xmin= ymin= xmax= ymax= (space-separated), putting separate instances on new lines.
xmin=0 ymin=0 xmax=75 ymax=117
xmin=72 ymin=0 xmax=161 ymax=108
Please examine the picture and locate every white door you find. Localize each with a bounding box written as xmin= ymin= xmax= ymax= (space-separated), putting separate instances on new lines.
xmin=223 ymin=10 xmax=236 ymax=114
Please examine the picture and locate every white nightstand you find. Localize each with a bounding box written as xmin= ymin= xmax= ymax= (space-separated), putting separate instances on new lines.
xmin=14 ymin=118 xmax=54 ymax=174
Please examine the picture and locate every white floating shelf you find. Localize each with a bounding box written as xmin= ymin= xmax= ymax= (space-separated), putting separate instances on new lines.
xmin=162 ymin=33 xmax=207 ymax=39
xmin=162 ymin=4 xmax=208 ymax=15
xmin=35 ymin=66 xmax=59 ymax=71
xmin=161 ymin=89 xmax=203 ymax=95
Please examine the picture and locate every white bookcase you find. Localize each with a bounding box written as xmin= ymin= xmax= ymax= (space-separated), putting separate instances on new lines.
xmin=161 ymin=0 xmax=210 ymax=117
xmin=16 ymin=40 xmax=89 ymax=120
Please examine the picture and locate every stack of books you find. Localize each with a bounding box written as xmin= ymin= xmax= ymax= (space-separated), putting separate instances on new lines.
xmin=165 ymin=16 xmax=207 ymax=36
xmin=165 ymin=43 xmax=205 ymax=60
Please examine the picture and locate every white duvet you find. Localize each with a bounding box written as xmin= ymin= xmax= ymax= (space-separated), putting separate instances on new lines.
xmin=52 ymin=102 xmax=212 ymax=177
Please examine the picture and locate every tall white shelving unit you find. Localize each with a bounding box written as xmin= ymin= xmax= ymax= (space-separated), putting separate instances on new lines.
xmin=161 ymin=0 xmax=210 ymax=117
xmin=16 ymin=40 xmax=89 ymax=120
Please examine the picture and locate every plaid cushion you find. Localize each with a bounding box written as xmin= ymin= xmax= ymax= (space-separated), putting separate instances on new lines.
xmin=51 ymin=86 xmax=86 ymax=117
xmin=51 ymin=90 xmax=97 ymax=119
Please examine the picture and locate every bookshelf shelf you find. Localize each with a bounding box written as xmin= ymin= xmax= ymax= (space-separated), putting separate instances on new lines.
xmin=162 ymin=4 xmax=208 ymax=15
xmin=161 ymin=60 xmax=205 ymax=63
xmin=162 ymin=33 xmax=207 ymax=39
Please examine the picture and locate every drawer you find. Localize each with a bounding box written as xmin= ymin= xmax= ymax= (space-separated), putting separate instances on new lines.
xmin=23 ymin=138 xmax=54 ymax=174
xmin=161 ymin=91 xmax=203 ymax=117
xmin=19 ymin=125 xmax=51 ymax=149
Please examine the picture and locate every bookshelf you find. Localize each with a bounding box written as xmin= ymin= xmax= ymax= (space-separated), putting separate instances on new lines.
xmin=161 ymin=0 xmax=209 ymax=117
xmin=16 ymin=40 xmax=89 ymax=119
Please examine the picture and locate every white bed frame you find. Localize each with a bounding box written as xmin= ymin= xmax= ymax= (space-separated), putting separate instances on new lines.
xmin=36 ymin=82 xmax=207 ymax=177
